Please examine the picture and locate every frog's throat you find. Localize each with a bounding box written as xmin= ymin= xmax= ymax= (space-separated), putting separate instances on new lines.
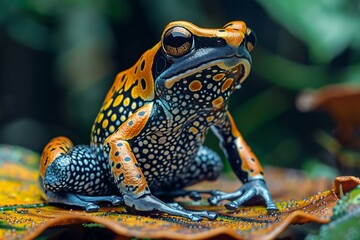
xmin=163 ymin=58 xmax=250 ymax=89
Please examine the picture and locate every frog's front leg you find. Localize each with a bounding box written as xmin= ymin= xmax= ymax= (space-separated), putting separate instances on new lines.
xmin=105 ymin=103 xmax=216 ymax=221
xmin=209 ymin=111 xmax=278 ymax=211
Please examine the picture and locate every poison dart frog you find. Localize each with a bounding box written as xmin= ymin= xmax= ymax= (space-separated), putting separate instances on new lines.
xmin=40 ymin=20 xmax=278 ymax=221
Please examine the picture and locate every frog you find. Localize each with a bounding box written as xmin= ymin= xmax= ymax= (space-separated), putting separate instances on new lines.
xmin=39 ymin=20 xmax=278 ymax=221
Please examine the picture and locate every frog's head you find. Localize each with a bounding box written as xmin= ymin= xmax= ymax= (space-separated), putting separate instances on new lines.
xmin=153 ymin=21 xmax=256 ymax=110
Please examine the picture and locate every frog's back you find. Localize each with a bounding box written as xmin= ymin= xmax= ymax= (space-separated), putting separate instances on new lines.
xmin=91 ymin=43 xmax=160 ymax=145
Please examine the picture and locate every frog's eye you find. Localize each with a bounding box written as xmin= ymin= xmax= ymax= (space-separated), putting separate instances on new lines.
xmin=245 ymin=28 xmax=256 ymax=52
xmin=162 ymin=26 xmax=193 ymax=57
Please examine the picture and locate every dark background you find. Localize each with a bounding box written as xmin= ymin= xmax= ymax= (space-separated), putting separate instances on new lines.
xmin=1 ymin=0 xmax=359 ymax=176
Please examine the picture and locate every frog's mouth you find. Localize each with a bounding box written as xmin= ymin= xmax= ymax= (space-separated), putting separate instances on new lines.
xmin=161 ymin=56 xmax=250 ymax=89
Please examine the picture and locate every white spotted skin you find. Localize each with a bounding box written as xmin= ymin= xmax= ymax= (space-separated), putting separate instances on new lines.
xmin=132 ymin=102 xmax=226 ymax=190
xmin=43 ymin=145 xmax=118 ymax=195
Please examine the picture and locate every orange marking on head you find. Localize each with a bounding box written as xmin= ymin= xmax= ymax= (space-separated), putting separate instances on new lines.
xmin=189 ymin=127 xmax=199 ymax=134
xmin=189 ymin=80 xmax=202 ymax=92
xmin=222 ymin=78 xmax=234 ymax=92
xmin=213 ymin=73 xmax=226 ymax=81
xmin=223 ymin=21 xmax=247 ymax=47
xmin=212 ymin=96 xmax=224 ymax=108
xmin=222 ymin=31 xmax=244 ymax=47
xmin=40 ymin=136 xmax=73 ymax=178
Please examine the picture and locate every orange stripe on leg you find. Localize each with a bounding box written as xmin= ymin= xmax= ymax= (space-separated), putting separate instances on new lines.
xmin=235 ymin=137 xmax=264 ymax=178
xmin=108 ymin=140 xmax=149 ymax=195
xmin=226 ymin=112 xmax=264 ymax=178
xmin=104 ymin=103 xmax=153 ymax=196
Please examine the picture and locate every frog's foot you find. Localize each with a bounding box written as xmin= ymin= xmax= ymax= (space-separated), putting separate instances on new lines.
xmin=77 ymin=194 xmax=124 ymax=206
xmin=124 ymin=194 xmax=217 ymax=221
xmin=208 ymin=179 xmax=279 ymax=212
xmin=166 ymin=202 xmax=217 ymax=220
xmin=155 ymin=189 xmax=216 ymax=201
xmin=45 ymin=190 xmax=123 ymax=212
xmin=45 ymin=190 xmax=100 ymax=212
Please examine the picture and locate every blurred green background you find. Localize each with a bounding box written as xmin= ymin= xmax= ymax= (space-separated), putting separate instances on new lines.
xmin=0 ymin=0 xmax=359 ymax=177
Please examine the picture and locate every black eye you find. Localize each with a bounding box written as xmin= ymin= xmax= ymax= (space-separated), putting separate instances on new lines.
xmin=245 ymin=28 xmax=256 ymax=52
xmin=162 ymin=26 xmax=193 ymax=57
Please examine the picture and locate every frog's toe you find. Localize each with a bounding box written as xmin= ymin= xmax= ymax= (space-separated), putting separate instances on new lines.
xmin=184 ymin=209 xmax=218 ymax=220
xmin=225 ymin=202 xmax=238 ymax=211
xmin=166 ymin=202 xmax=217 ymax=220
xmin=258 ymin=189 xmax=279 ymax=211
xmin=208 ymin=196 xmax=219 ymax=205
xmin=208 ymin=191 xmax=241 ymax=206
xmin=85 ymin=203 xmax=100 ymax=212
xmin=189 ymin=214 xmax=203 ymax=221
xmin=123 ymin=194 xmax=217 ymax=221
xmin=266 ymin=203 xmax=279 ymax=211
xmin=167 ymin=202 xmax=184 ymax=210
xmin=225 ymin=189 xmax=256 ymax=211
xmin=76 ymin=194 xmax=123 ymax=206
xmin=189 ymin=191 xmax=202 ymax=201
xmin=111 ymin=196 xmax=124 ymax=206
xmin=206 ymin=211 xmax=218 ymax=220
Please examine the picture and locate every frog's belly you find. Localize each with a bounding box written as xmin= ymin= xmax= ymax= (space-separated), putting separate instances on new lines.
xmin=132 ymin=130 xmax=205 ymax=191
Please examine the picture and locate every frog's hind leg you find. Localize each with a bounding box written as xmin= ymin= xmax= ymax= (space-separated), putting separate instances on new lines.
xmin=154 ymin=146 xmax=223 ymax=200
xmin=40 ymin=179 xmax=123 ymax=212
xmin=39 ymin=178 xmax=101 ymax=212
xmin=40 ymin=136 xmax=122 ymax=211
